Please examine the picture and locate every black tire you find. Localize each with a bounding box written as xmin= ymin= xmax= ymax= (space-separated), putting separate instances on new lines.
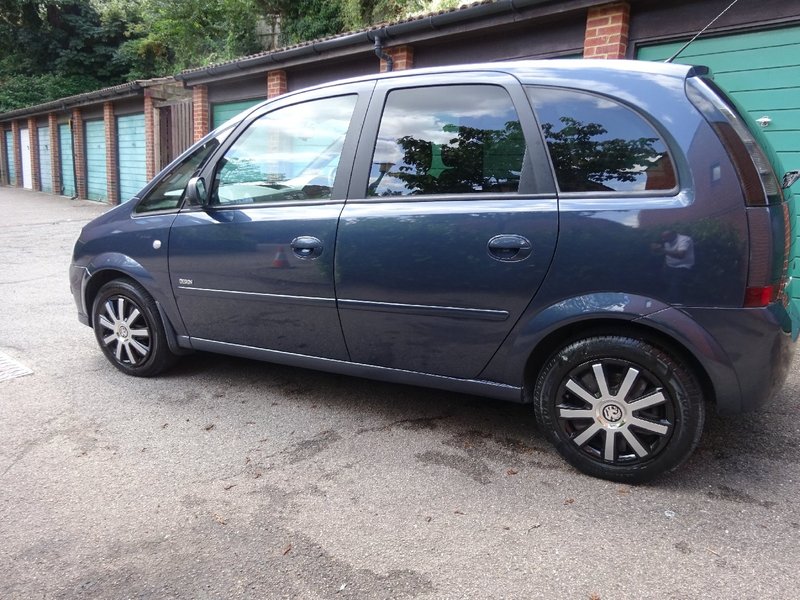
xmin=533 ymin=335 xmax=704 ymax=483
xmin=92 ymin=279 xmax=177 ymax=377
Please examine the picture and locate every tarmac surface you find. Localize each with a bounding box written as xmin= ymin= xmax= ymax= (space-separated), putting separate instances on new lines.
xmin=1 ymin=187 xmax=799 ymax=599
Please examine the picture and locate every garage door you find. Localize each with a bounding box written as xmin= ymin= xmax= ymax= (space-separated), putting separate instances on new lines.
xmin=638 ymin=26 xmax=800 ymax=332
xmin=59 ymin=123 xmax=75 ymax=196
xmin=4 ymin=131 xmax=14 ymax=184
xmin=85 ymin=120 xmax=106 ymax=201
xmin=38 ymin=126 xmax=52 ymax=193
xmin=117 ymin=113 xmax=146 ymax=201
xmin=211 ymin=99 xmax=262 ymax=129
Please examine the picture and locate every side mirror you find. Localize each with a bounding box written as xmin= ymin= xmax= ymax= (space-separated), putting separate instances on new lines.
xmin=782 ymin=171 xmax=800 ymax=190
xmin=185 ymin=176 xmax=208 ymax=206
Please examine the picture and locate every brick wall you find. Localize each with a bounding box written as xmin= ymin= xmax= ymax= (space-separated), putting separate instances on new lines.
xmin=584 ymin=2 xmax=630 ymax=59
xmin=48 ymin=113 xmax=61 ymax=195
xmin=380 ymin=45 xmax=414 ymax=72
xmin=193 ymin=85 xmax=210 ymax=142
xmin=144 ymin=91 xmax=156 ymax=181
xmin=28 ymin=117 xmax=41 ymax=190
xmin=11 ymin=121 xmax=21 ymax=187
xmin=267 ymin=70 xmax=288 ymax=98
xmin=72 ymin=108 xmax=87 ymax=199
xmin=103 ymin=101 xmax=119 ymax=204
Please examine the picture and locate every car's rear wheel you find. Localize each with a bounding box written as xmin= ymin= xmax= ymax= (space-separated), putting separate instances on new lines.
xmin=92 ymin=279 xmax=176 ymax=377
xmin=533 ymin=335 xmax=704 ymax=483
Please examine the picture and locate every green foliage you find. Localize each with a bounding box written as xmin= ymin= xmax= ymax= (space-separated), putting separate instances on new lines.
xmin=0 ymin=73 xmax=106 ymax=113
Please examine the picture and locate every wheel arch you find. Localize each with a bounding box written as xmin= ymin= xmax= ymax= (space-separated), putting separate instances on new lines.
xmin=522 ymin=318 xmax=718 ymax=410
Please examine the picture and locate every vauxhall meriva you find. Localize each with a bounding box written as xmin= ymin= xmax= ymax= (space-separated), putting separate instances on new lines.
xmin=71 ymin=60 xmax=797 ymax=482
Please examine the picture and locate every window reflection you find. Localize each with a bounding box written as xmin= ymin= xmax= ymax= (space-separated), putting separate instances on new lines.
xmin=527 ymin=88 xmax=677 ymax=193
xmin=213 ymin=95 xmax=357 ymax=205
xmin=369 ymin=85 xmax=526 ymax=196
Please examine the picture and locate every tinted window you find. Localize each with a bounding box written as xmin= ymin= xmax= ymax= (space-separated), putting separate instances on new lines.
xmin=527 ymin=88 xmax=677 ymax=193
xmin=212 ymin=94 xmax=357 ymax=206
xmin=135 ymin=125 xmax=233 ymax=213
xmin=369 ymin=85 xmax=526 ymax=196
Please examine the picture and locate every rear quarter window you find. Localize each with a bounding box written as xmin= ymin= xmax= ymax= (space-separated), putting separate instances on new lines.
xmin=526 ymin=87 xmax=677 ymax=194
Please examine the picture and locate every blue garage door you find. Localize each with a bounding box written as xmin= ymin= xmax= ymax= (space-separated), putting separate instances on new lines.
xmin=59 ymin=123 xmax=75 ymax=197
xmin=85 ymin=120 xmax=106 ymax=201
xmin=117 ymin=113 xmax=146 ymax=201
xmin=211 ymin=99 xmax=262 ymax=129
xmin=6 ymin=130 xmax=17 ymax=185
xmin=3 ymin=131 xmax=14 ymax=184
xmin=38 ymin=126 xmax=52 ymax=193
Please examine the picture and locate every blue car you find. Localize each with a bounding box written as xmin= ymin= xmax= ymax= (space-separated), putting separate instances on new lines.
xmin=71 ymin=60 xmax=797 ymax=482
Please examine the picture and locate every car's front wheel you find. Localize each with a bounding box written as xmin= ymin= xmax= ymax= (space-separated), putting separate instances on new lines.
xmin=92 ymin=279 xmax=176 ymax=377
xmin=533 ymin=335 xmax=704 ymax=483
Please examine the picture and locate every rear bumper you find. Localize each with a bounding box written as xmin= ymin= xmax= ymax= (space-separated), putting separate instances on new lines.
xmin=677 ymin=304 xmax=794 ymax=414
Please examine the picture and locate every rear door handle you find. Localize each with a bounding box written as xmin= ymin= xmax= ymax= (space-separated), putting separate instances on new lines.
xmin=290 ymin=236 xmax=323 ymax=259
xmin=487 ymin=234 xmax=532 ymax=262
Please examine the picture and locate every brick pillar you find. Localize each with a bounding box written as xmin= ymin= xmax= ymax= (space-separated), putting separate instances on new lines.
xmin=48 ymin=113 xmax=61 ymax=195
xmin=103 ymin=102 xmax=119 ymax=205
xmin=72 ymin=108 xmax=87 ymax=199
xmin=380 ymin=45 xmax=414 ymax=72
xmin=11 ymin=121 xmax=21 ymax=187
xmin=193 ymin=85 xmax=210 ymax=142
xmin=144 ymin=91 xmax=156 ymax=181
xmin=28 ymin=117 xmax=41 ymax=191
xmin=267 ymin=70 xmax=288 ymax=99
xmin=583 ymin=2 xmax=630 ymax=59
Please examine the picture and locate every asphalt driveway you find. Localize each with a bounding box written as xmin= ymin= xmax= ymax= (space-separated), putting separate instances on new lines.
xmin=1 ymin=187 xmax=799 ymax=599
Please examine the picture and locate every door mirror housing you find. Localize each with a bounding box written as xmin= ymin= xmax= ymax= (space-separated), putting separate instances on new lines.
xmin=185 ymin=176 xmax=208 ymax=206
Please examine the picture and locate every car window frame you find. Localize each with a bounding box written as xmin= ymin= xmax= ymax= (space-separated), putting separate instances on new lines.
xmin=185 ymin=81 xmax=375 ymax=213
xmin=347 ymin=71 xmax=557 ymax=204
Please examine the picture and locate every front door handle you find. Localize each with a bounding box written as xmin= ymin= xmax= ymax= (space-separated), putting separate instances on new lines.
xmin=290 ymin=236 xmax=323 ymax=259
xmin=487 ymin=234 xmax=532 ymax=262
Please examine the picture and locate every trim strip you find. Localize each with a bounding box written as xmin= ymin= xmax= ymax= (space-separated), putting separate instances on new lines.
xmin=177 ymin=286 xmax=336 ymax=308
xmin=338 ymin=299 xmax=509 ymax=321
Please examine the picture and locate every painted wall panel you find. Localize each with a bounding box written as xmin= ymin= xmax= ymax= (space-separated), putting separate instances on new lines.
xmin=117 ymin=113 xmax=146 ymax=201
xmin=38 ymin=126 xmax=52 ymax=193
xmin=19 ymin=128 xmax=32 ymax=189
xmin=85 ymin=120 xmax=106 ymax=201
xmin=211 ymin=99 xmax=261 ymax=129
xmin=4 ymin=131 xmax=15 ymax=183
xmin=59 ymin=123 xmax=75 ymax=196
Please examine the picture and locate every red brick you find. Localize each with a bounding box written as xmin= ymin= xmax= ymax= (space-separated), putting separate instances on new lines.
xmin=267 ymin=70 xmax=288 ymax=98
xmin=11 ymin=121 xmax=21 ymax=187
xmin=48 ymin=113 xmax=61 ymax=195
xmin=193 ymin=85 xmax=210 ymax=142
xmin=72 ymin=108 xmax=87 ymax=199
xmin=103 ymin=102 xmax=119 ymax=205
xmin=28 ymin=117 xmax=41 ymax=191
xmin=380 ymin=45 xmax=414 ymax=73
xmin=144 ymin=93 xmax=156 ymax=181
xmin=584 ymin=2 xmax=629 ymax=59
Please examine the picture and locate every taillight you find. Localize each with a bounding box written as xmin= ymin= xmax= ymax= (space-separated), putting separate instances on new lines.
xmin=686 ymin=78 xmax=784 ymax=206
xmin=687 ymin=76 xmax=791 ymax=308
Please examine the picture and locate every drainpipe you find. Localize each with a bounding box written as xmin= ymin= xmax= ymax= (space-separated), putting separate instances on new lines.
xmin=373 ymin=34 xmax=393 ymax=72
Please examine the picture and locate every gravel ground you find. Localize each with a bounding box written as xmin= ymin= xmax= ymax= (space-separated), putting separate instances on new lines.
xmin=1 ymin=187 xmax=799 ymax=599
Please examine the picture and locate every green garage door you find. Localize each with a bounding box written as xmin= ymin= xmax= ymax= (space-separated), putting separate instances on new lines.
xmin=38 ymin=126 xmax=52 ymax=193
xmin=211 ymin=99 xmax=262 ymax=129
xmin=639 ymin=26 xmax=800 ymax=335
xmin=117 ymin=113 xmax=146 ymax=201
xmin=85 ymin=120 xmax=106 ymax=201
xmin=59 ymin=123 xmax=75 ymax=196
xmin=4 ymin=130 xmax=14 ymax=184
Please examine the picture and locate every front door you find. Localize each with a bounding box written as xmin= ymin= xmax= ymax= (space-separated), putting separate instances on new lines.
xmin=169 ymin=87 xmax=370 ymax=359
xmin=335 ymin=73 xmax=559 ymax=379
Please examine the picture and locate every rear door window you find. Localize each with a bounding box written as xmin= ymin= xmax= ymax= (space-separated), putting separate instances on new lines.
xmin=526 ymin=88 xmax=677 ymax=193
xmin=368 ymin=85 xmax=527 ymax=196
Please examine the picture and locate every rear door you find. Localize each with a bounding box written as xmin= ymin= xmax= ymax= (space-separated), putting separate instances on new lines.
xmin=168 ymin=82 xmax=372 ymax=359
xmin=335 ymin=72 xmax=559 ymax=379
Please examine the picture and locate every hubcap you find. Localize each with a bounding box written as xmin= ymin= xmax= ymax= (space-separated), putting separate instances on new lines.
xmin=556 ymin=360 xmax=674 ymax=464
xmin=97 ymin=296 xmax=151 ymax=366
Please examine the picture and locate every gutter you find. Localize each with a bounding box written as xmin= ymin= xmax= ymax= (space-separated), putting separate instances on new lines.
xmin=175 ymin=0 xmax=560 ymax=84
xmin=0 ymin=81 xmax=144 ymax=123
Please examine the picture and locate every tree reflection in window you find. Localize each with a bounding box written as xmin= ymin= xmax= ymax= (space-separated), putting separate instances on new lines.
xmin=528 ymin=88 xmax=677 ymax=193
xmin=369 ymin=85 xmax=526 ymax=196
